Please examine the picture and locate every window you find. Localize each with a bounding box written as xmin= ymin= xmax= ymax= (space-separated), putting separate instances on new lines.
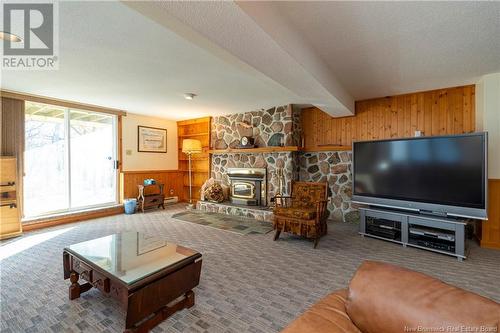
xmin=24 ymin=101 xmax=118 ymax=218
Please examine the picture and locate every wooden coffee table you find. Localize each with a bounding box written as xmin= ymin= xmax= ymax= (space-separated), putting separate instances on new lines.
xmin=63 ymin=232 xmax=202 ymax=332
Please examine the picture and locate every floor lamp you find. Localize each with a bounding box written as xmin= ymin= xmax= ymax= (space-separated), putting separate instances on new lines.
xmin=182 ymin=139 xmax=202 ymax=209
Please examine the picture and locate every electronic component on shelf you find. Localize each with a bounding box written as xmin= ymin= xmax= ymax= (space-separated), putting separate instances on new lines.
xmin=409 ymin=225 xmax=455 ymax=242
xmin=366 ymin=217 xmax=402 ymax=241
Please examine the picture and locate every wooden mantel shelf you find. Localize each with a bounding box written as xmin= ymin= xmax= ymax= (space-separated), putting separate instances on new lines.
xmin=301 ymin=145 xmax=351 ymax=152
xmin=209 ymin=146 xmax=300 ymax=154
xmin=209 ymin=145 xmax=352 ymax=154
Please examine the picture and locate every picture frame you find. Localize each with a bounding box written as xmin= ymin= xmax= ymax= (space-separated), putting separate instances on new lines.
xmin=137 ymin=234 xmax=167 ymax=256
xmin=138 ymin=125 xmax=167 ymax=153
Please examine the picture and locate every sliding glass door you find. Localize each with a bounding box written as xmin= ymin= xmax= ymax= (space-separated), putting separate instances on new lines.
xmin=24 ymin=102 xmax=118 ymax=218
xmin=69 ymin=110 xmax=117 ymax=208
xmin=24 ymin=104 xmax=69 ymax=216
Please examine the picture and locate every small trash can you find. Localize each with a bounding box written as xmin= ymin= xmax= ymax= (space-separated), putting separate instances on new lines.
xmin=124 ymin=198 xmax=137 ymax=214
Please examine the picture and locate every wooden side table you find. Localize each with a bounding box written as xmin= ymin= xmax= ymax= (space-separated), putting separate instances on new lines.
xmin=137 ymin=183 xmax=165 ymax=213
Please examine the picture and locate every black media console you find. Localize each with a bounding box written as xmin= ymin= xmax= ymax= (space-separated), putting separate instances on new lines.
xmin=359 ymin=207 xmax=467 ymax=261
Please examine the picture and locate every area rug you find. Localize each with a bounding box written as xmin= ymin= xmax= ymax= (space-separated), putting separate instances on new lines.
xmin=171 ymin=211 xmax=273 ymax=235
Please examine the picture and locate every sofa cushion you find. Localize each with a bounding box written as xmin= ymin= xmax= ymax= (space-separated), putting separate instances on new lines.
xmin=274 ymin=207 xmax=317 ymax=220
xmin=346 ymin=261 xmax=500 ymax=333
xmin=282 ymin=289 xmax=362 ymax=333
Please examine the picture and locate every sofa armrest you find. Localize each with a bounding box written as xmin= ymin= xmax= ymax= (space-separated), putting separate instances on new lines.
xmin=346 ymin=261 xmax=500 ymax=333
xmin=281 ymin=289 xmax=361 ymax=333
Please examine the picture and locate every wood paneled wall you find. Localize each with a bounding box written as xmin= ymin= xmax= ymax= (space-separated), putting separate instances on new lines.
xmin=302 ymin=85 xmax=476 ymax=150
xmin=482 ymin=180 xmax=500 ymax=249
xmin=177 ymin=117 xmax=211 ymax=203
xmin=120 ymin=170 xmax=184 ymax=202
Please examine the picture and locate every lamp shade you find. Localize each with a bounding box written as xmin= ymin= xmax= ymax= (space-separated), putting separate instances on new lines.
xmin=182 ymin=139 xmax=202 ymax=154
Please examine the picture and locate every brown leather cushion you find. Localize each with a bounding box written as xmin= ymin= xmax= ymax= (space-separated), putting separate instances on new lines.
xmin=346 ymin=261 xmax=500 ymax=333
xmin=274 ymin=207 xmax=316 ymax=220
xmin=282 ymin=289 xmax=362 ymax=333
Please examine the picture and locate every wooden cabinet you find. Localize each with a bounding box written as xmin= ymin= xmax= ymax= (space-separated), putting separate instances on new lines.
xmin=0 ymin=156 xmax=22 ymax=239
xmin=137 ymin=183 xmax=165 ymax=213
xmin=481 ymin=179 xmax=500 ymax=249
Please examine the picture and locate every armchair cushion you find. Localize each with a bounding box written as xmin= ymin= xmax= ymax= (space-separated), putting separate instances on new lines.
xmin=274 ymin=207 xmax=317 ymax=220
xmin=291 ymin=182 xmax=329 ymax=208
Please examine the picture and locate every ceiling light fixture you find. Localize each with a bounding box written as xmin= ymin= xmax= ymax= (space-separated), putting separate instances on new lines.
xmin=184 ymin=93 xmax=196 ymax=100
xmin=0 ymin=31 xmax=22 ymax=42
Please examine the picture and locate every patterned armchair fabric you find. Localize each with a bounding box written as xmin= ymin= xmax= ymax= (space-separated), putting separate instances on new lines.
xmin=291 ymin=182 xmax=329 ymax=208
xmin=274 ymin=207 xmax=317 ymax=220
xmin=273 ymin=181 xmax=329 ymax=248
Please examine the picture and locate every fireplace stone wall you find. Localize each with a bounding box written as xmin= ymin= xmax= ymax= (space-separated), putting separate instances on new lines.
xmin=298 ymin=151 xmax=359 ymax=223
xmin=211 ymin=105 xmax=301 ymax=149
xmin=209 ymin=104 xmax=359 ymax=222
xmin=211 ymin=152 xmax=298 ymax=205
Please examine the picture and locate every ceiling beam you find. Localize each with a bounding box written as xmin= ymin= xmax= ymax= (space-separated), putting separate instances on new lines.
xmin=123 ymin=1 xmax=354 ymax=117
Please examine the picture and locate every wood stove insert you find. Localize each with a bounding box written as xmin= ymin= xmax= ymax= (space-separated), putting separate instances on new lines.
xmin=227 ymin=168 xmax=267 ymax=206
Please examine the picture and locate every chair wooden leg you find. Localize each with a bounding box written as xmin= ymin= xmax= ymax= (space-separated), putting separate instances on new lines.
xmin=273 ymin=229 xmax=281 ymax=241
xmin=313 ymin=237 xmax=319 ymax=249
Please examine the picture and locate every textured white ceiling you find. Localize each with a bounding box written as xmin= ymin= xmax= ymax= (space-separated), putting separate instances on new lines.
xmin=125 ymin=1 xmax=355 ymax=116
xmin=264 ymin=1 xmax=500 ymax=100
xmin=0 ymin=1 xmax=299 ymax=120
xmin=2 ymin=1 xmax=498 ymax=120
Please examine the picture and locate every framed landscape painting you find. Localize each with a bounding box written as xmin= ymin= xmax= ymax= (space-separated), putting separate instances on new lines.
xmin=138 ymin=126 xmax=167 ymax=153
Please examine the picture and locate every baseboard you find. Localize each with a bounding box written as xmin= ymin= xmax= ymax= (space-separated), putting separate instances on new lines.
xmin=480 ymin=241 xmax=500 ymax=250
xmin=22 ymin=206 xmax=124 ymax=231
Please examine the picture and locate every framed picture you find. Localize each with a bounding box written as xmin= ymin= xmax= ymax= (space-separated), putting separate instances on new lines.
xmin=137 ymin=234 xmax=166 ymax=256
xmin=138 ymin=126 xmax=167 ymax=153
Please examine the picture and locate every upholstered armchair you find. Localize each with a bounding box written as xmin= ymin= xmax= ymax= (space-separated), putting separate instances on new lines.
xmin=273 ymin=181 xmax=329 ymax=248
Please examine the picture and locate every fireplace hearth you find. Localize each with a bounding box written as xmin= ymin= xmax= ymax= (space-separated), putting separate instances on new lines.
xmin=227 ymin=168 xmax=267 ymax=206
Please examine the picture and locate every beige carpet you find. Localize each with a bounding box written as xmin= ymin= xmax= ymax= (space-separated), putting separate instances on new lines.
xmin=1 ymin=204 xmax=499 ymax=333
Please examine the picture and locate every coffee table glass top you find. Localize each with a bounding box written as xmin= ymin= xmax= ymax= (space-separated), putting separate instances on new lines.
xmin=65 ymin=232 xmax=199 ymax=285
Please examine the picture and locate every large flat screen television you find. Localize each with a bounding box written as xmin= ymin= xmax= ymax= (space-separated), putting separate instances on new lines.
xmin=352 ymin=133 xmax=487 ymax=219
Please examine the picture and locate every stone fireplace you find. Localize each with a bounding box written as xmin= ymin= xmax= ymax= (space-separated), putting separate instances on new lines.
xmin=227 ymin=168 xmax=267 ymax=206
xmin=210 ymin=105 xmax=300 ymax=206
xmin=198 ymin=104 xmax=360 ymax=223
xmin=212 ymin=152 xmax=297 ymax=205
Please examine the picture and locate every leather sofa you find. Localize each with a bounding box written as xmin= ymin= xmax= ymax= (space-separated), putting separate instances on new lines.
xmin=282 ymin=261 xmax=500 ymax=333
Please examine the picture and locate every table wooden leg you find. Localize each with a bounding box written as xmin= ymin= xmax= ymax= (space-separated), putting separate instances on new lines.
xmin=69 ymin=271 xmax=93 ymax=300
xmin=69 ymin=272 xmax=81 ymax=300
xmin=125 ymin=290 xmax=196 ymax=332
xmin=185 ymin=290 xmax=195 ymax=308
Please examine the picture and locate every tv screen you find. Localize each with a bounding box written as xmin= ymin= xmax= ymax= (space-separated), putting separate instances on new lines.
xmin=353 ymin=133 xmax=487 ymax=219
